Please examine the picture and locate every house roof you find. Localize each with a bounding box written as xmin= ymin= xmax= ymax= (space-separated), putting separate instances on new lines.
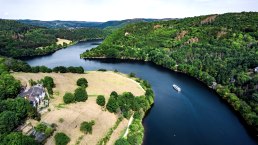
xmin=19 ymin=84 xmax=45 ymax=100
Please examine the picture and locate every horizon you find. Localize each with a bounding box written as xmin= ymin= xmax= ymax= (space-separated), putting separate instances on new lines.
xmin=2 ymin=11 xmax=257 ymax=22
xmin=1 ymin=0 xmax=258 ymax=22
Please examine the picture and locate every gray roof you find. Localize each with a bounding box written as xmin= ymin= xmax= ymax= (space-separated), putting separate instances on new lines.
xmin=19 ymin=84 xmax=44 ymax=99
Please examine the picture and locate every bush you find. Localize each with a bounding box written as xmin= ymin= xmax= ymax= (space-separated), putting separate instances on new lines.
xmin=98 ymin=68 xmax=107 ymax=71
xmin=74 ymin=87 xmax=88 ymax=102
xmin=35 ymin=123 xmax=47 ymax=132
xmin=54 ymin=132 xmax=70 ymax=145
xmin=59 ymin=118 xmax=64 ymax=123
xmin=96 ymin=95 xmax=106 ymax=106
xmin=80 ymin=120 xmax=95 ymax=134
xmin=129 ymin=72 xmax=135 ymax=77
xmin=76 ymin=78 xmax=88 ymax=87
xmin=45 ymin=127 xmax=54 ymax=136
xmin=63 ymin=92 xmax=75 ymax=104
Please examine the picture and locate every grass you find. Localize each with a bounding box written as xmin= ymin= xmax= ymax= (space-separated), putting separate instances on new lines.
xmin=97 ymin=117 xmax=123 ymax=145
xmin=75 ymin=135 xmax=84 ymax=145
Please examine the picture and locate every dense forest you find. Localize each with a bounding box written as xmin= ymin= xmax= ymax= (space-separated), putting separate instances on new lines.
xmin=81 ymin=12 xmax=258 ymax=135
xmin=0 ymin=57 xmax=40 ymax=144
xmin=0 ymin=19 xmax=107 ymax=58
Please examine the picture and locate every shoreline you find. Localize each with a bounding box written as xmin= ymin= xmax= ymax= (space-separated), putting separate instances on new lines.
xmin=17 ymin=38 xmax=104 ymax=60
xmin=82 ymin=56 xmax=258 ymax=141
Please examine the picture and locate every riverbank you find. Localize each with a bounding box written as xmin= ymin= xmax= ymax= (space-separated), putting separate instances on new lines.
xmin=81 ymin=56 xmax=258 ymax=140
xmin=17 ymin=38 xmax=104 ymax=59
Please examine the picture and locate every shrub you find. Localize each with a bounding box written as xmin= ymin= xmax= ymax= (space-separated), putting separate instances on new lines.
xmin=63 ymin=92 xmax=75 ymax=104
xmin=35 ymin=123 xmax=47 ymax=132
xmin=45 ymin=127 xmax=54 ymax=136
xmin=96 ymin=95 xmax=105 ymax=106
xmin=76 ymin=78 xmax=88 ymax=87
xmin=80 ymin=120 xmax=95 ymax=134
xmin=59 ymin=118 xmax=64 ymax=123
xmin=98 ymin=68 xmax=107 ymax=71
xmin=54 ymin=132 xmax=70 ymax=145
xmin=74 ymin=87 xmax=88 ymax=102
xmin=129 ymin=72 xmax=136 ymax=77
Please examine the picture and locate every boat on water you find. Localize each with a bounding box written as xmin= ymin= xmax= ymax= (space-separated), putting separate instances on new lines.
xmin=172 ymin=84 xmax=181 ymax=92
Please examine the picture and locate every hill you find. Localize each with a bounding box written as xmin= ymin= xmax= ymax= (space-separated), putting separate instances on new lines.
xmin=81 ymin=12 xmax=258 ymax=135
xmin=17 ymin=18 xmax=160 ymax=29
xmin=18 ymin=20 xmax=102 ymax=28
xmin=0 ymin=19 xmax=107 ymax=58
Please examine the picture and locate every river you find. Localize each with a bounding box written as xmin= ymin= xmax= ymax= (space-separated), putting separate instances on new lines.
xmin=25 ymin=40 xmax=257 ymax=145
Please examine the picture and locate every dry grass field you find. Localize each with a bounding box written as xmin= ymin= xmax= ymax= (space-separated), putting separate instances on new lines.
xmin=56 ymin=38 xmax=72 ymax=46
xmin=12 ymin=71 xmax=144 ymax=145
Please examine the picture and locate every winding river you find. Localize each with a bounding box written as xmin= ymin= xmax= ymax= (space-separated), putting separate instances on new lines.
xmin=25 ymin=41 xmax=257 ymax=145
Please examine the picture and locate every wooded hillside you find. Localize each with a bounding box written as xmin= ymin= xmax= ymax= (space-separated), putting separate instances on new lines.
xmin=81 ymin=12 xmax=258 ymax=134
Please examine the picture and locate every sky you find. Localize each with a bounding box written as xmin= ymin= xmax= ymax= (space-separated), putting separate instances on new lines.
xmin=0 ymin=0 xmax=258 ymax=22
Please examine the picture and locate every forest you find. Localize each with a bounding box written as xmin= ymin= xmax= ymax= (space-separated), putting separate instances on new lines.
xmin=0 ymin=19 xmax=107 ymax=58
xmin=81 ymin=12 xmax=258 ymax=134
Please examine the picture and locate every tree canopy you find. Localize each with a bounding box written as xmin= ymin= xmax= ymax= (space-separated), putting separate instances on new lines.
xmin=81 ymin=12 xmax=258 ymax=134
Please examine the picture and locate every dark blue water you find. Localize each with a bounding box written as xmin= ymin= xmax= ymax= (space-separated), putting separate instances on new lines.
xmin=25 ymin=41 xmax=257 ymax=145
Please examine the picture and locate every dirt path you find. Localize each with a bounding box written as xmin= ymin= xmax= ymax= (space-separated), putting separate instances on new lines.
xmin=123 ymin=115 xmax=134 ymax=138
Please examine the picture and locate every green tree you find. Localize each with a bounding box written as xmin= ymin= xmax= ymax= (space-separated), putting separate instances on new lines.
xmin=0 ymin=74 xmax=21 ymax=100
xmin=76 ymin=78 xmax=88 ymax=87
xmin=115 ymin=138 xmax=130 ymax=145
xmin=74 ymin=87 xmax=87 ymax=102
xmin=42 ymin=76 xmax=54 ymax=88
xmin=63 ymin=92 xmax=75 ymax=104
xmin=54 ymin=132 xmax=70 ymax=145
xmin=106 ymin=96 xmax=119 ymax=113
xmin=80 ymin=120 xmax=95 ymax=134
xmin=2 ymin=132 xmax=38 ymax=145
xmin=96 ymin=95 xmax=105 ymax=106
xmin=0 ymin=111 xmax=18 ymax=135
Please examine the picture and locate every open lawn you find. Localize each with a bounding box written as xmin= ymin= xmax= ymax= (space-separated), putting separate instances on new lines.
xmin=56 ymin=38 xmax=72 ymax=46
xmin=12 ymin=71 xmax=145 ymax=145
